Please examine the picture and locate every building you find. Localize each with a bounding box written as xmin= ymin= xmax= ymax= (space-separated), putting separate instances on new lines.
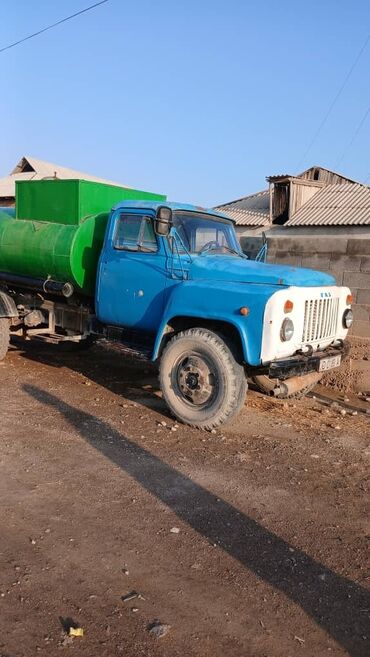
xmin=0 ymin=155 xmax=131 ymax=206
xmin=216 ymin=167 xmax=370 ymax=338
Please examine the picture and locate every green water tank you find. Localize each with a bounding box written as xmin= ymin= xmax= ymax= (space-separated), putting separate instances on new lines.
xmin=0 ymin=179 xmax=166 ymax=297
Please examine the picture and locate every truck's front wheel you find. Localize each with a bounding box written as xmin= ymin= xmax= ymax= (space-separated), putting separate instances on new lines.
xmin=159 ymin=328 xmax=247 ymax=429
xmin=0 ymin=318 xmax=10 ymax=361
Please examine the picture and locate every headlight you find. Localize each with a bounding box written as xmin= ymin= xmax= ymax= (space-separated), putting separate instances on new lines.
xmin=280 ymin=318 xmax=294 ymax=341
xmin=343 ymin=308 xmax=353 ymax=329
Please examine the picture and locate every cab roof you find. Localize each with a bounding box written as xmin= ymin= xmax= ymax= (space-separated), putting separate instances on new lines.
xmin=111 ymin=200 xmax=235 ymax=223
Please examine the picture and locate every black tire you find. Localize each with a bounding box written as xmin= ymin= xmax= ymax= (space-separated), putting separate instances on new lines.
xmin=0 ymin=318 xmax=10 ymax=361
xmin=159 ymin=328 xmax=247 ymax=429
xmin=251 ymin=374 xmax=320 ymax=399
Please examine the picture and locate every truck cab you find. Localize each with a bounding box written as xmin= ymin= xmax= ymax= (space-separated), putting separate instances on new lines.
xmin=0 ymin=190 xmax=353 ymax=429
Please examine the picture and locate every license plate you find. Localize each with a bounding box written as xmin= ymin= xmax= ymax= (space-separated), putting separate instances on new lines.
xmin=319 ymin=355 xmax=341 ymax=372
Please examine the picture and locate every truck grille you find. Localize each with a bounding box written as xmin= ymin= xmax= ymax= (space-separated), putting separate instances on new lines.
xmin=302 ymin=297 xmax=339 ymax=343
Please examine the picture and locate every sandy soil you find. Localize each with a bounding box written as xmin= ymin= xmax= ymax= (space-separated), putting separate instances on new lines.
xmin=0 ymin=340 xmax=369 ymax=657
xmin=321 ymin=337 xmax=370 ymax=394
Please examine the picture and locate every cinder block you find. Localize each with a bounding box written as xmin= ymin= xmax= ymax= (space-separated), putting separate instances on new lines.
xmin=360 ymin=256 xmax=370 ymax=272
xmin=274 ymin=252 xmax=302 ymax=267
xmin=347 ymin=239 xmax=370 ymax=255
xmin=352 ymin=319 xmax=370 ymax=339
xmin=357 ymin=289 xmax=370 ymax=305
xmin=301 ymin=254 xmax=331 ymax=270
xmin=268 ymin=236 xmax=344 ymax=254
xmin=343 ymin=272 xmax=370 ymax=288
xmin=329 ymin=254 xmax=361 ymax=272
xmin=331 ymin=270 xmax=344 ymax=284
xmin=352 ymin=304 xmax=370 ymax=322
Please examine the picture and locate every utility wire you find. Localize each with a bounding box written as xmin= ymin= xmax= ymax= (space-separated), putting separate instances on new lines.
xmin=296 ymin=33 xmax=370 ymax=170
xmin=0 ymin=0 xmax=109 ymax=54
xmin=334 ymin=103 xmax=370 ymax=169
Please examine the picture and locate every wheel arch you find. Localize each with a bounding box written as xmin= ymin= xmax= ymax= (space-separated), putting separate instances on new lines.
xmin=153 ymin=315 xmax=247 ymax=364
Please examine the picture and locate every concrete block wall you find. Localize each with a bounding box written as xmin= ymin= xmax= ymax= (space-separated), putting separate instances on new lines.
xmin=266 ymin=233 xmax=370 ymax=338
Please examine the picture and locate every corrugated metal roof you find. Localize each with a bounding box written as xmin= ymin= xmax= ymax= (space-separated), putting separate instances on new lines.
xmin=215 ymin=207 xmax=271 ymax=226
xmin=216 ymin=189 xmax=270 ymax=211
xmin=286 ymin=183 xmax=370 ymax=226
xmin=215 ymin=189 xmax=270 ymax=226
xmin=0 ymin=155 xmax=131 ymax=198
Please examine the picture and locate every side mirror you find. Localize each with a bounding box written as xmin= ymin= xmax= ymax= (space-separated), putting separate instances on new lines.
xmin=155 ymin=206 xmax=173 ymax=236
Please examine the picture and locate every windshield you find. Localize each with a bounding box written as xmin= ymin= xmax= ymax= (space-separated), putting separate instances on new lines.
xmin=172 ymin=211 xmax=241 ymax=255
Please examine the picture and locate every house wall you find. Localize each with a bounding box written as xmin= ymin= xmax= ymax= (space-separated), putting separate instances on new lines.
xmin=265 ymin=225 xmax=370 ymax=339
xmin=235 ymin=225 xmax=267 ymax=259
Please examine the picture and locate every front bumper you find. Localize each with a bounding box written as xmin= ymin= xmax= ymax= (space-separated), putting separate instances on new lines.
xmin=265 ymin=341 xmax=349 ymax=380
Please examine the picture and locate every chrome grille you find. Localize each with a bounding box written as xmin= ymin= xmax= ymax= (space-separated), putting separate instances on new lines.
xmin=302 ymin=297 xmax=339 ymax=343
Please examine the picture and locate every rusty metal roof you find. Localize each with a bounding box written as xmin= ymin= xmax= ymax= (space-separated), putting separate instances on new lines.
xmin=286 ymin=183 xmax=370 ymax=226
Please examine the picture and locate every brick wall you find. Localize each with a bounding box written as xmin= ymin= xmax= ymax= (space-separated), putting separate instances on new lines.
xmin=265 ymin=229 xmax=370 ymax=338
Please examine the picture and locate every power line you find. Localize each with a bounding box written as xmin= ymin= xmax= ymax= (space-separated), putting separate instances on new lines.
xmin=334 ymin=103 xmax=370 ymax=169
xmin=296 ymin=33 xmax=370 ymax=170
xmin=0 ymin=0 xmax=109 ymax=54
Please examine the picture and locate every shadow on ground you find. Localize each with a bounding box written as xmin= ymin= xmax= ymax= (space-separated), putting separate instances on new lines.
xmin=15 ymin=340 xmax=168 ymax=414
xmin=24 ymin=382 xmax=370 ymax=657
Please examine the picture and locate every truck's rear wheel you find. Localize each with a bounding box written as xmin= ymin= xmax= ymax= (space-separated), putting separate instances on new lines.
xmin=0 ymin=318 xmax=10 ymax=361
xmin=159 ymin=328 xmax=247 ymax=429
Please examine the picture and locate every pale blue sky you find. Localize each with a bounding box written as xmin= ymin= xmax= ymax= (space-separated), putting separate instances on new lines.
xmin=1 ymin=0 xmax=369 ymax=205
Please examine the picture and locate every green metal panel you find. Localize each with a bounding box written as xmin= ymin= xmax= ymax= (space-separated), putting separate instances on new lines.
xmin=16 ymin=179 xmax=166 ymax=224
xmin=0 ymin=179 xmax=167 ymax=296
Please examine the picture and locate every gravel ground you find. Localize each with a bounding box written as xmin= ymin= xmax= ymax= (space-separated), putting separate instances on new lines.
xmin=0 ymin=340 xmax=369 ymax=657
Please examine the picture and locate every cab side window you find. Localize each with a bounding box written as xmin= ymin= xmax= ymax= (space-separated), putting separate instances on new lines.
xmin=113 ymin=214 xmax=158 ymax=252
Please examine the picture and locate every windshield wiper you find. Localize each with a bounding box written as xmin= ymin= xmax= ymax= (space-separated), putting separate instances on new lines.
xmin=201 ymin=243 xmax=248 ymax=259
xmin=222 ymin=245 xmax=248 ymax=258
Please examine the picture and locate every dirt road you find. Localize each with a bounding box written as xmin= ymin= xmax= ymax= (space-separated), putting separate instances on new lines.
xmin=0 ymin=341 xmax=369 ymax=657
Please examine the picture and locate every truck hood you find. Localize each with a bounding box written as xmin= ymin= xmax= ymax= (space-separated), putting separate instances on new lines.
xmin=189 ymin=255 xmax=336 ymax=287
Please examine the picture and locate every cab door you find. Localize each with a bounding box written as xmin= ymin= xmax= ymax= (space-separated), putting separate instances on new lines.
xmin=96 ymin=210 xmax=167 ymax=331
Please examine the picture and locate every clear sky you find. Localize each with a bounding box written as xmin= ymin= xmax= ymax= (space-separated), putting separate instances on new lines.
xmin=1 ymin=0 xmax=369 ymax=206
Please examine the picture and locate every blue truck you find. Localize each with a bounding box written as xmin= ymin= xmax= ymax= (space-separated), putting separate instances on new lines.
xmin=0 ymin=180 xmax=353 ymax=429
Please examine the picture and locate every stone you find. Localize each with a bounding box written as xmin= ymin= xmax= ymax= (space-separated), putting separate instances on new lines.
xmin=121 ymin=591 xmax=138 ymax=602
xmin=148 ymin=622 xmax=171 ymax=638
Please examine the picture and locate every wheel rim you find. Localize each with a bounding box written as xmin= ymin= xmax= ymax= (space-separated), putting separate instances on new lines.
xmin=174 ymin=353 xmax=218 ymax=408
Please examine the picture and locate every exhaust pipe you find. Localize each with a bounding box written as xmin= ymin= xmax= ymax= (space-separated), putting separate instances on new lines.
xmin=271 ymin=371 xmax=322 ymax=397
